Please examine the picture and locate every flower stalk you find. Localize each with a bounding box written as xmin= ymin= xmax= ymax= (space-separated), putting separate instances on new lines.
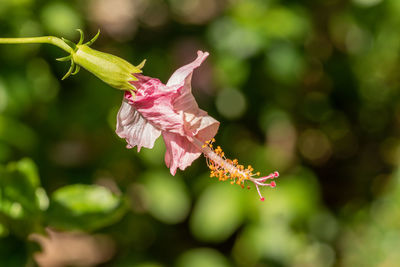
xmin=0 ymin=30 xmax=145 ymax=92
xmin=0 ymin=36 xmax=74 ymax=54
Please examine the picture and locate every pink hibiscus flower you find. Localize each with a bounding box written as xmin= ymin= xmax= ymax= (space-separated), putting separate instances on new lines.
xmin=116 ymin=51 xmax=278 ymax=200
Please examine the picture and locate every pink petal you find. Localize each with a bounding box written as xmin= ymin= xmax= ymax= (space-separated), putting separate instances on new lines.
xmin=166 ymin=50 xmax=219 ymax=141
xmin=166 ymin=51 xmax=209 ymax=88
xmin=184 ymin=112 xmax=219 ymax=143
xmin=131 ymin=87 xmax=185 ymax=135
xmin=116 ymin=98 xmax=161 ymax=152
xmin=162 ymin=131 xmax=202 ymax=175
xmin=118 ymin=50 xmax=219 ymax=174
xmin=174 ymin=90 xmax=220 ymax=141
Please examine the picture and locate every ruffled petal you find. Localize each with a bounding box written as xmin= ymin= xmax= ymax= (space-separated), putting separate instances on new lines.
xmin=117 ymin=51 xmax=219 ymax=175
xmin=183 ymin=112 xmax=219 ymax=143
xmin=116 ymin=98 xmax=161 ymax=152
xmin=166 ymin=51 xmax=209 ymax=88
xmin=166 ymin=50 xmax=219 ymax=141
xmin=162 ymin=131 xmax=202 ymax=175
xmin=127 ymin=52 xmax=217 ymax=139
xmin=131 ymin=90 xmax=184 ymax=135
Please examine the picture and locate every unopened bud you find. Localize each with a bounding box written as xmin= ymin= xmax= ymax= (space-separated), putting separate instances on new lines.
xmin=72 ymin=45 xmax=144 ymax=91
xmin=56 ymin=30 xmax=145 ymax=93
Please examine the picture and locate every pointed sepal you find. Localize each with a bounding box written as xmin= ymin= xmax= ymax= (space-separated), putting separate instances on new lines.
xmin=71 ymin=65 xmax=80 ymax=75
xmin=61 ymin=60 xmax=75 ymax=80
xmin=136 ymin=59 xmax=146 ymax=70
xmin=56 ymin=55 xmax=72 ymax=62
xmin=84 ymin=30 xmax=100 ymax=47
xmin=76 ymin=29 xmax=84 ymax=45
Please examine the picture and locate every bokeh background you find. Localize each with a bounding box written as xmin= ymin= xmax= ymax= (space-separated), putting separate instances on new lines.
xmin=1 ymin=0 xmax=400 ymax=266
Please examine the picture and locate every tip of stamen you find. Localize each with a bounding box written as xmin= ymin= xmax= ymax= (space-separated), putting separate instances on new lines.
xmin=260 ymin=197 xmax=265 ymax=201
xmin=274 ymin=171 xmax=279 ymax=178
xmin=270 ymin=181 xmax=276 ymax=188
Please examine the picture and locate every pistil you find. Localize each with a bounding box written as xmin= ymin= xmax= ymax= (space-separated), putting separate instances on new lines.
xmin=190 ymin=136 xmax=278 ymax=201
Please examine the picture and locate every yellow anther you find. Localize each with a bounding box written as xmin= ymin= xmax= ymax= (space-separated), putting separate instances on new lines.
xmin=204 ymin=139 xmax=265 ymax=190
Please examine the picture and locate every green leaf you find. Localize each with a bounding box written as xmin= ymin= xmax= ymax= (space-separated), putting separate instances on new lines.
xmin=11 ymin=158 xmax=40 ymax=188
xmin=0 ymin=158 xmax=48 ymax=237
xmin=47 ymin=184 xmax=127 ymax=231
xmin=0 ymin=158 xmax=45 ymax=218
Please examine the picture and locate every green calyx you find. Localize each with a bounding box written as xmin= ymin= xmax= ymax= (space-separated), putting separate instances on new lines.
xmin=56 ymin=29 xmax=145 ymax=92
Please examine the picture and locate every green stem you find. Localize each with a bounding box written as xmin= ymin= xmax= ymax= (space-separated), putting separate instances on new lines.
xmin=0 ymin=36 xmax=73 ymax=54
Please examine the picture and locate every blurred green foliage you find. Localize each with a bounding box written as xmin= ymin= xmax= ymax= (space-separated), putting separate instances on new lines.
xmin=1 ymin=0 xmax=400 ymax=266
xmin=47 ymin=184 xmax=127 ymax=231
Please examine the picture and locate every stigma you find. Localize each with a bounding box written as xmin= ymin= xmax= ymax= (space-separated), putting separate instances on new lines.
xmin=192 ymin=137 xmax=278 ymax=201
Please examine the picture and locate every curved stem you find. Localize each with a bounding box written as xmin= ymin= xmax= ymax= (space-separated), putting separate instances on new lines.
xmin=0 ymin=36 xmax=73 ymax=54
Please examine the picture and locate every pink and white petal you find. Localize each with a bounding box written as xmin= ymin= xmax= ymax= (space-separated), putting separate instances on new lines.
xmin=172 ymin=86 xmax=199 ymax=114
xmin=190 ymin=113 xmax=220 ymax=142
xmin=166 ymin=51 xmax=209 ymax=88
xmin=169 ymin=74 xmax=219 ymax=140
xmin=162 ymin=132 xmax=202 ymax=175
xmin=182 ymin=111 xmax=219 ymax=141
xmin=129 ymin=75 xmax=165 ymax=96
xmin=128 ymin=75 xmax=185 ymax=134
xmin=134 ymin=92 xmax=184 ymax=134
xmin=116 ymin=99 xmax=161 ymax=152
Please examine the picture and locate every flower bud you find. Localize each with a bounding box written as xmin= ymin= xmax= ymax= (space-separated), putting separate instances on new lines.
xmin=72 ymin=44 xmax=145 ymax=91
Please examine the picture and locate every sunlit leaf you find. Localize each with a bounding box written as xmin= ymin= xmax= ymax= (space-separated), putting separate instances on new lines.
xmin=0 ymin=158 xmax=45 ymax=218
xmin=0 ymin=158 xmax=47 ymax=237
xmin=47 ymin=184 xmax=127 ymax=231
